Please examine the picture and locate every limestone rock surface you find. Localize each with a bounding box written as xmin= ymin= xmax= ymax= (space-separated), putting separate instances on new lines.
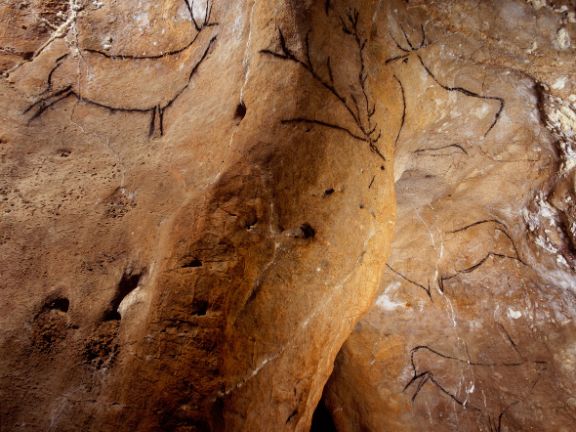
xmin=1 ymin=1 xmax=575 ymax=432
xmin=323 ymin=1 xmax=576 ymax=431
xmin=0 ymin=1 xmax=395 ymax=431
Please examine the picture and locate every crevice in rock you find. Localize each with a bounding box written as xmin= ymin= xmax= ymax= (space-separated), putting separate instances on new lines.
xmin=310 ymin=398 xmax=336 ymax=432
xmin=182 ymin=257 xmax=203 ymax=268
xmin=102 ymin=268 xmax=144 ymax=321
xmin=191 ymin=299 xmax=209 ymax=316
xmin=235 ymin=101 xmax=247 ymax=121
xmin=323 ymin=187 xmax=335 ymax=197
xmin=299 ymin=223 xmax=316 ymax=239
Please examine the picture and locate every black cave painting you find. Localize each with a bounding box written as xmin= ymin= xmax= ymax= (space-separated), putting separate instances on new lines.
xmin=404 ymin=342 xmax=546 ymax=432
xmin=24 ymin=0 xmax=218 ymax=137
xmin=386 ymin=219 xmax=527 ymax=301
xmin=386 ymin=19 xmax=504 ymax=138
xmin=261 ymin=8 xmax=386 ymax=163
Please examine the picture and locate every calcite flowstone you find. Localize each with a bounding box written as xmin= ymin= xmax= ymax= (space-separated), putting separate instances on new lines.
xmin=0 ymin=1 xmax=396 ymax=431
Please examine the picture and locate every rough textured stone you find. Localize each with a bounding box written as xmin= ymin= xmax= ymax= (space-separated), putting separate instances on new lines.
xmin=324 ymin=1 xmax=576 ymax=431
xmin=1 ymin=1 xmax=575 ymax=431
xmin=0 ymin=1 xmax=395 ymax=431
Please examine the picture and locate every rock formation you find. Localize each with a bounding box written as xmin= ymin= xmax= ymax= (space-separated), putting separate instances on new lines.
xmin=0 ymin=0 xmax=574 ymax=431
xmin=1 ymin=1 xmax=396 ymax=430
xmin=323 ymin=1 xmax=576 ymax=431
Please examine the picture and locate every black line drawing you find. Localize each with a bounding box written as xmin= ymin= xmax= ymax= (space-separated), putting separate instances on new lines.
xmin=449 ymin=219 xmax=524 ymax=258
xmin=438 ymin=219 xmax=526 ymax=292
xmin=437 ymin=251 xmax=523 ymax=292
xmin=260 ymin=8 xmax=386 ymax=162
xmin=24 ymin=0 xmax=218 ymax=137
xmin=368 ymin=175 xmax=376 ymax=188
xmin=385 ymin=21 xmax=428 ymax=65
xmin=414 ymin=143 xmax=468 ymax=156
xmin=487 ymin=402 xmax=518 ymax=432
xmin=404 ymin=344 xmax=546 ymax=430
xmin=393 ymin=75 xmax=406 ymax=147
xmin=85 ymin=1 xmax=217 ymax=60
xmin=449 ymin=219 xmax=505 ymax=235
xmin=416 ymin=54 xmax=504 ymax=137
xmin=385 ymin=18 xmax=504 ymax=138
xmin=387 ymin=219 xmax=527 ymax=300
xmin=386 ymin=263 xmax=432 ymax=299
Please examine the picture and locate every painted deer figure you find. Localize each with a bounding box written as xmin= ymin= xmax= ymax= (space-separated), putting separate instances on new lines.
xmin=25 ymin=0 xmax=217 ymax=137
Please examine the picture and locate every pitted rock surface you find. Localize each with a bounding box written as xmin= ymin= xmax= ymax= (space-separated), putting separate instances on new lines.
xmin=0 ymin=1 xmax=575 ymax=431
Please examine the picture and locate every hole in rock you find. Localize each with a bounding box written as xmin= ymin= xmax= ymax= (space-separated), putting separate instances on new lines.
xmin=182 ymin=258 xmax=203 ymax=268
xmin=191 ymin=299 xmax=209 ymax=316
xmin=102 ymin=269 xmax=143 ymax=321
xmin=57 ymin=148 xmax=71 ymax=157
xmin=300 ymin=223 xmax=316 ymax=239
xmin=44 ymin=296 xmax=70 ymax=313
xmin=235 ymin=101 xmax=247 ymax=120
xmin=310 ymin=399 xmax=336 ymax=432
xmin=323 ymin=188 xmax=335 ymax=197
xmin=244 ymin=212 xmax=258 ymax=230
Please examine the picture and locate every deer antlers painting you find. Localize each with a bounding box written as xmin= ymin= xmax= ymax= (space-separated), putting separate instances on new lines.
xmin=261 ymin=8 xmax=386 ymax=162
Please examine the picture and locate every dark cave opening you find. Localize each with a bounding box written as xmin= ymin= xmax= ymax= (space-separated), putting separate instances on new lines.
xmin=310 ymin=398 xmax=337 ymax=432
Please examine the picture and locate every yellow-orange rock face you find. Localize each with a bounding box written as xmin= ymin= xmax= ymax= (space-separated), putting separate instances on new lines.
xmin=1 ymin=1 xmax=576 ymax=431
xmin=0 ymin=1 xmax=396 ymax=431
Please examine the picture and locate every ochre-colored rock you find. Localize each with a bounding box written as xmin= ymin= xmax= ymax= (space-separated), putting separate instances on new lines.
xmin=0 ymin=1 xmax=395 ymax=430
xmin=1 ymin=1 xmax=575 ymax=432
xmin=324 ymin=1 xmax=576 ymax=431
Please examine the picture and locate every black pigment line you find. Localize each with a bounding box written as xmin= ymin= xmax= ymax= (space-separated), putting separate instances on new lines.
xmin=394 ymin=74 xmax=406 ymax=146
xmin=414 ymin=143 xmax=468 ymax=155
xmin=85 ymin=0 xmax=216 ymax=60
xmin=497 ymin=323 xmax=522 ymax=358
xmin=149 ymin=106 xmax=157 ymax=137
xmin=417 ymin=54 xmax=504 ymax=137
xmin=447 ymin=219 xmax=526 ymax=265
xmin=85 ymin=23 xmax=217 ymax=60
xmin=326 ymin=56 xmax=335 ymax=85
xmin=385 ymin=53 xmax=409 ymax=64
xmin=409 ymin=344 xmax=536 ymax=368
xmin=261 ymin=10 xmax=386 ymax=163
xmin=386 ymin=264 xmax=432 ymax=298
xmin=368 ymin=175 xmax=376 ymax=189
xmin=398 ymin=22 xmax=416 ymax=50
xmin=386 ymin=21 xmax=427 ymax=63
xmin=448 ymin=219 xmax=506 ymax=234
xmin=389 ymin=31 xmax=410 ymax=53
xmin=281 ymin=118 xmax=368 ymax=142
xmin=26 ymin=36 xmax=217 ymax=137
xmin=43 ymin=53 xmax=69 ymax=94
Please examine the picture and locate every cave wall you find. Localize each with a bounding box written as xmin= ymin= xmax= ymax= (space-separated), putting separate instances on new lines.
xmin=0 ymin=1 xmax=396 ymax=431
xmin=0 ymin=0 xmax=575 ymax=431
xmin=324 ymin=1 xmax=576 ymax=431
